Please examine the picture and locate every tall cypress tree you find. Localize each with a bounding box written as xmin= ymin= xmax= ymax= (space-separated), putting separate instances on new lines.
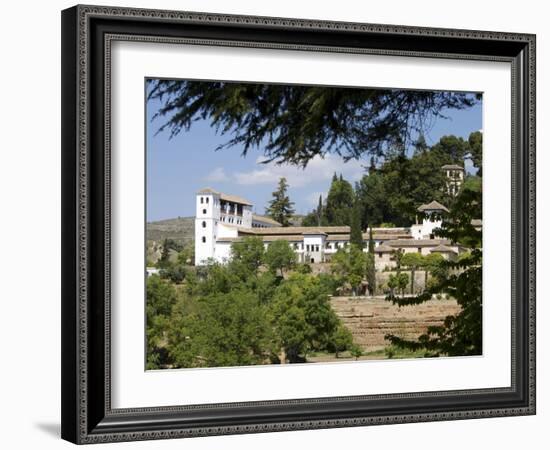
xmin=366 ymin=227 xmax=376 ymax=295
xmin=325 ymin=173 xmax=354 ymax=226
xmin=349 ymin=197 xmax=364 ymax=248
xmin=316 ymin=195 xmax=323 ymax=226
xmin=265 ymin=177 xmax=295 ymax=227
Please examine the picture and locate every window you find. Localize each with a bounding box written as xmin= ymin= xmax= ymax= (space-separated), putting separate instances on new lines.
xmin=206 ymin=197 xmax=209 ymax=204
xmin=315 ymin=245 xmax=319 ymax=252
xmin=202 ymin=221 xmax=206 ymax=228
xmin=418 ymin=247 xmax=422 ymax=253
xmin=201 ymin=236 xmax=206 ymax=243
xmin=378 ymin=253 xmax=382 ymax=258
xmin=202 ymin=209 xmax=207 ymax=214
xmin=200 ymin=197 xmax=204 ymax=204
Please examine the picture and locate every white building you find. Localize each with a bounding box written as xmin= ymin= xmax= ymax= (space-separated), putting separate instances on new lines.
xmin=410 ymin=200 xmax=449 ymax=240
xmin=441 ymin=164 xmax=464 ymax=197
xmin=194 ymin=187 xmax=467 ymax=266
xmin=195 ymin=188 xmax=283 ymax=265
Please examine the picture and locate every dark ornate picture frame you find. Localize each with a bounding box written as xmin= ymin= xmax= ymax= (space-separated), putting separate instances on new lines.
xmin=61 ymin=4 xmax=536 ymax=444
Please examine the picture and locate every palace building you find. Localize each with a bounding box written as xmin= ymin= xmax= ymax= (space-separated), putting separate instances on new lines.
xmin=194 ymin=185 xmax=473 ymax=269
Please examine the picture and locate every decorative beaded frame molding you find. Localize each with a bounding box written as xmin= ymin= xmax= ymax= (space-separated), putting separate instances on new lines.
xmin=61 ymin=4 xmax=536 ymax=445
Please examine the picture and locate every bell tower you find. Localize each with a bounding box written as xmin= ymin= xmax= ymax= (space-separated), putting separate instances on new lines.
xmin=441 ymin=164 xmax=464 ymax=197
xmin=195 ymin=188 xmax=220 ymax=265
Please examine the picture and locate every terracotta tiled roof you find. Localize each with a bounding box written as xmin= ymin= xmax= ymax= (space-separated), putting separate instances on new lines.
xmin=197 ymin=188 xmax=253 ymax=206
xmin=217 ymin=235 xmax=303 ymax=243
xmin=374 ymin=244 xmax=394 ymax=253
xmin=326 ymin=234 xmax=351 ymax=242
xmin=384 ymin=238 xmax=451 ymax=247
xmin=240 ymin=226 xmax=350 ymax=235
xmin=417 ymin=200 xmax=449 ymax=213
xmin=362 ymin=232 xmax=412 ymax=240
xmin=441 ymin=164 xmax=464 ymax=170
xmin=430 ymin=244 xmax=458 ymax=253
xmin=252 ymin=214 xmax=281 ymax=226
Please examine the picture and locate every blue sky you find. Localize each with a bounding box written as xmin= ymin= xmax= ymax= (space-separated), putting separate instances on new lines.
xmin=146 ymin=88 xmax=482 ymax=221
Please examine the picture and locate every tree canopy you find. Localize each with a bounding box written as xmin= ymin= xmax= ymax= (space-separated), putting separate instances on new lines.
xmin=264 ymin=240 xmax=297 ymax=277
xmin=385 ymin=181 xmax=482 ymax=356
xmin=331 ymin=244 xmax=367 ymax=295
xmin=148 ymin=79 xmax=479 ymax=166
xmin=265 ymin=177 xmax=295 ymax=226
xmin=300 ymin=132 xmax=482 ymax=229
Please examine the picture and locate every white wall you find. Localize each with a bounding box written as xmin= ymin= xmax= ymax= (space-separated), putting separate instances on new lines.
xmin=0 ymin=0 xmax=547 ymax=449
xmin=195 ymin=193 xmax=218 ymax=265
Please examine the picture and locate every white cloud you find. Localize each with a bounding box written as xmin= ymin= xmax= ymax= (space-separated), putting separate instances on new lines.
xmin=233 ymin=154 xmax=365 ymax=188
xmin=204 ymin=167 xmax=230 ymax=183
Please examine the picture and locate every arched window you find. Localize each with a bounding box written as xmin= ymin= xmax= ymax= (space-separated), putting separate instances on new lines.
xmin=202 ymin=209 xmax=207 ymax=214
xmin=200 ymin=197 xmax=204 ymax=204
xmin=201 ymin=236 xmax=206 ymax=243
xmin=202 ymin=221 xmax=206 ymax=228
xmin=206 ymin=197 xmax=209 ymax=204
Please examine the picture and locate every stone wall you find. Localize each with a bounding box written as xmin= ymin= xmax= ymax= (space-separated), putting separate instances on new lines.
xmin=330 ymin=296 xmax=461 ymax=351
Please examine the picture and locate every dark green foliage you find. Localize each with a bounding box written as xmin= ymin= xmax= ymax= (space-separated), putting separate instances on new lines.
xmin=159 ymin=265 xmax=186 ymax=284
xmin=331 ymin=244 xmax=367 ymax=295
xmin=146 ymin=276 xmax=178 ymax=369
xmin=355 ymin=170 xmax=387 ymax=227
xmin=366 ymin=227 xmax=376 ymax=295
xmin=350 ymin=344 xmax=364 ymax=360
xmin=385 ymin=183 xmax=482 ymax=356
xmin=296 ymin=263 xmax=313 ymax=274
xmin=431 ymin=135 xmax=470 ymax=163
xmin=270 ymin=274 xmax=340 ymax=362
xmin=328 ymin=325 xmax=354 ymax=358
xmin=147 ymin=241 xmax=355 ymax=368
xmin=387 ymin=272 xmax=409 ymax=298
xmin=176 ymin=244 xmax=195 ymax=266
xmin=148 ymin=79 xmax=478 ymax=166
xmin=301 ymin=130 xmax=478 ymax=228
xmin=413 ymin=134 xmax=429 ymax=155
xmin=349 ymin=196 xmax=364 ymax=248
xmin=264 ymin=240 xmax=297 ymax=276
xmin=230 ymin=236 xmax=265 ymax=275
xmin=324 ymin=174 xmax=355 ymax=226
xmin=401 ymin=252 xmax=425 ymax=294
xmin=354 ymin=132 xmax=482 ymax=227
xmin=468 ymin=131 xmax=483 ymax=175
xmin=302 ymin=195 xmax=326 ymax=227
xmin=158 ymin=238 xmax=183 ymax=268
xmin=265 ymin=177 xmax=295 ymax=226
xmin=316 ymin=273 xmax=341 ymax=296
xmin=168 ymin=288 xmax=274 ymax=368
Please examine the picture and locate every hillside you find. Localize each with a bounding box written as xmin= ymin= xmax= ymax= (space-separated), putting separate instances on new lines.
xmin=147 ymin=216 xmax=195 ymax=245
xmin=147 ymin=214 xmax=305 ymax=244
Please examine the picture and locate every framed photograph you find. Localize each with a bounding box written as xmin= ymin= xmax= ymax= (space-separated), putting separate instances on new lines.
xmin=61 ymin=4 xmax=536 ymax=444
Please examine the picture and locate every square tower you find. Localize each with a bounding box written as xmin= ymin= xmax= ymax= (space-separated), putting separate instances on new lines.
xmin=195 ymin=188 xmax=221 ymax=265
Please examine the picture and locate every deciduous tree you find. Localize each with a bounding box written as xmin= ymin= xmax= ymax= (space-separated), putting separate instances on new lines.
xmin=264 ymin=240 xmax=297 ymax=277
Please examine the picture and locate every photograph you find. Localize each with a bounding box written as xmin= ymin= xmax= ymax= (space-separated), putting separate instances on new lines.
xmin=145 ymin=79 xmax=483 ymax=370
xmin=56 ymin=2 xmax=537 ymax=445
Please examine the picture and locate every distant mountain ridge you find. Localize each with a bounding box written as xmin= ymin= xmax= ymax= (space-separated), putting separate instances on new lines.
xmin=147 ymin=214 xmax=306 ymax=246
xmin=147 ymin=216 xmax=195 ymax=246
